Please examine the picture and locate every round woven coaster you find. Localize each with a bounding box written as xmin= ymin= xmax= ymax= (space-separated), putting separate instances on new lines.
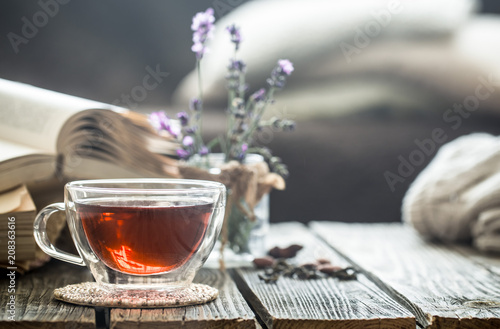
xmin=54 ymin=282 xmax=218 ymax=308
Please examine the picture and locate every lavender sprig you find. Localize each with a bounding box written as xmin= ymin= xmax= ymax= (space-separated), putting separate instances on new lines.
xmin=233 ymin=60 xmax=294 ymax=161
xmin=267 ymin=59 xmax=294 ymax=89
xmin=191 ymin=8 xmax=215 ymax=60
xmin=250 ymin=146 xmax=289 ymax=179
xmin=191 ymin=8 xmax=215 ymax=157
xmin=224 ymin=24 xmax=246 ymax=161
xmin=226 ymin=24 xmax=242 ymax=51
xmin=149 ymin=8 xmax=295 ymax=178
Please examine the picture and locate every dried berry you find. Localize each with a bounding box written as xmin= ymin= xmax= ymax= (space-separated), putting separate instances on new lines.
xmin=268 ymin=246 xmax=283 ymax=258
xmin=256 ymin=252 xmax=358 ymax=284
xmin=300 ymin=263 xmax=317 ymax=270
xmin=296 ymin=268 xmax=310 ymax=280
xmin=268 ymin=244 xmax=303 ymax=258
xmin=274 ymin=259 xmax=294 ymax=273
xmin=318 ymin=264 xmax=343 ymax=275
xmin=334 ymin=267 xmax=358 ymax=281
xmin=258 ymin=273 xmax=279 ymax=284
xmin=316 ymin=258 xmax=331 ymax=265
xmin=284 ymin=244 xmax=303 ymax=257
xmin=253 ymin=257 xmax=275 ymax=269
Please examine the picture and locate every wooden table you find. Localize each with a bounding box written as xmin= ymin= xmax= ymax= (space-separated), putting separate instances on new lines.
xmin=2 ymin=222 xmax=500 ymax=328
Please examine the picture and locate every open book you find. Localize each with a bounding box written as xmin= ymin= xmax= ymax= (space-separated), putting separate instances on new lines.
xmin=0 ymin=79 xmax=180 ymax=193
xmin=0 ymin=185 xmax=37 ymax=260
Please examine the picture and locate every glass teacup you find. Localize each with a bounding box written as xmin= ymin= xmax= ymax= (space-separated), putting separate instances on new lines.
xmin=34 ymin=179 xmax=226 ymax=291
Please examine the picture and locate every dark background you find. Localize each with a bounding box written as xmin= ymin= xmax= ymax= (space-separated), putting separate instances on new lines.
xmin=1 ymin=0 xmax=498 ymax=107
xmin=0 ymin=1 xmax=253 ymax=105
xmin=2 ymin=1 xmax=500 ymax=223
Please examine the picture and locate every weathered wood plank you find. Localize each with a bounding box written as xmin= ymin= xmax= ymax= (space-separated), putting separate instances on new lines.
xmin=452 ymin=245 xmax=500 ymax=277
xmin=110 ymin=268 xmax=257 ymax=329
xmin=0 ymin=259 xmax=95 ymax=329
xmin=311 ymin=222 xmax=500 ymax=329
xmin=234 ymin=222 xmax=415 ymax=329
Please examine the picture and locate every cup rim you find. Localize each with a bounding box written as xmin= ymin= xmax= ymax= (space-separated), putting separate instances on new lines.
xmin=66 ymin=178 xmax=225 ymax=194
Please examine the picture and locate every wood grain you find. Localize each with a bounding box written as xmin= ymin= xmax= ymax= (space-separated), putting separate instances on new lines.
xmin=233 ymin=222 xmax=415 ymax=329
xmin=0 ymin=259 xmax=95 ymax=329
xmin=110 ymin=268 xmax=256 ymax=329
xmin=311 ymin=222 xmax=500 ymax=329
xmin=451 ymin=244 xmax=500 ymax=277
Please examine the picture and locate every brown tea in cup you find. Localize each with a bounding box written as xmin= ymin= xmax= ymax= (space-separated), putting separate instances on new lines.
xmin=78 ymin=199 xmax=213 ymax=275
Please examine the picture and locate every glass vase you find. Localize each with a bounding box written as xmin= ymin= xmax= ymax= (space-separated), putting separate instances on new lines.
xmin=189 ymin=153 xmax=270 ymax=267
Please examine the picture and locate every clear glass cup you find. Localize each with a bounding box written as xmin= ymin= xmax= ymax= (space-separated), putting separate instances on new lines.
xmin=33 ymin=178 xmax=226 ymax=291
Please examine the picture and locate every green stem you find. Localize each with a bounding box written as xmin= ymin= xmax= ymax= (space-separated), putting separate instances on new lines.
xmin=226 ymin=89 xmax=235 ymax=162
xmin=238 ymin=71 xmax=245 ymax=99
xmin=239 ymin=87 xmax=275 ymax=145
xmin=224 ymin=48 xmax=240 ymax=162
xmin=196 ymin=59 xmax=204 ymax=152
xmin=197 ymin=59 xmax=203 ymax=106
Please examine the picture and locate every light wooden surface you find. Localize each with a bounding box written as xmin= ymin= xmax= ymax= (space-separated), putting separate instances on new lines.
xmin=234 ymin=222 xmax=415 ymax=329
xmin=452 ymin=244 xmax=500 ymax=277
xmin=311 ymin=222 xmax=500 ymax=329
xmin=3 ymin=222 xmax=500 ymax=329
xmin=110 ymin=269 xmax=257 ymax=329
xmin=0 ymin=259 xmax=95 ymax=329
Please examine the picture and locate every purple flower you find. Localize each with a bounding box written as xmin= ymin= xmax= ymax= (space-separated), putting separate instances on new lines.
xmin=191 ymin=8 xmax=215 ymax=59
xmin=185 ymin=126 xmax=197 ymax=135
xmin=250 ymin=88 xmax=266 ymax=102
xmin=189 ymin=98 xmax=202 ymax=111
xmin=168 ymin=126 xmax=181 ymax=138
xmin=226 ymin=24 xmax=242 ymax=51
xmin=199 ymin=146 xmax=209 ymax=155
xmin=149 ymin=111 xmax=169 ymax=131
xmin=182 ymin=135 xmax=194 ymax=146
xmin=177 ymin=149 xmax=190 ymax=159
xmin=177 ymin=111 xmax=189 ymax=126
xmin=236 ymin=143 xmax=248 ymax=161
xmin=191 ymin=42 xmax=208 ymax=59
xmin=267 ymin=60 xmax=294 ymax=89
xmin=191 ymin=8 xmax=215 ymax=31
xmin=278 ymin=59 xmax=294 ymax=75
xmin=149 ymin=111 xmax=180 ymax=138
xmin=228 ymin=59 xmax=246 ymax=72
xmin=166 ymin=119 xmax=181 ymax=137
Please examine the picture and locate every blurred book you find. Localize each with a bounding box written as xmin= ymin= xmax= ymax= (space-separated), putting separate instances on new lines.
xmin=0 ymin=185 xmax=54 ymax=273
xmin=0 ymin=78 xmax=180 ymax=194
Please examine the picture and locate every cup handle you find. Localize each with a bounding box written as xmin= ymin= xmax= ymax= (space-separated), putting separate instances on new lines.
xmin=33 ymin=202 xmax=86 ymax=266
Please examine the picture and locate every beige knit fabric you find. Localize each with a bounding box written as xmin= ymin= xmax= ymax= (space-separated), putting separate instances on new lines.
xmin=403 ymin=133 xmax=500 ymax=253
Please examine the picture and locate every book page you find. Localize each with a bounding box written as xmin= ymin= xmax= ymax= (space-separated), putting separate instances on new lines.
xmin=0 ymin=185 xmax=34 ymax=214
xmin=0 ymin=140 xmax=44 ymax=163
xmin=0 ymin=79 xmax=112 ymax=154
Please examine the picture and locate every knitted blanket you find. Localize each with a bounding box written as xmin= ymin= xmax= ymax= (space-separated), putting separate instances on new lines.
xmin=403 ymin=133 xmax=500 ymax=253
